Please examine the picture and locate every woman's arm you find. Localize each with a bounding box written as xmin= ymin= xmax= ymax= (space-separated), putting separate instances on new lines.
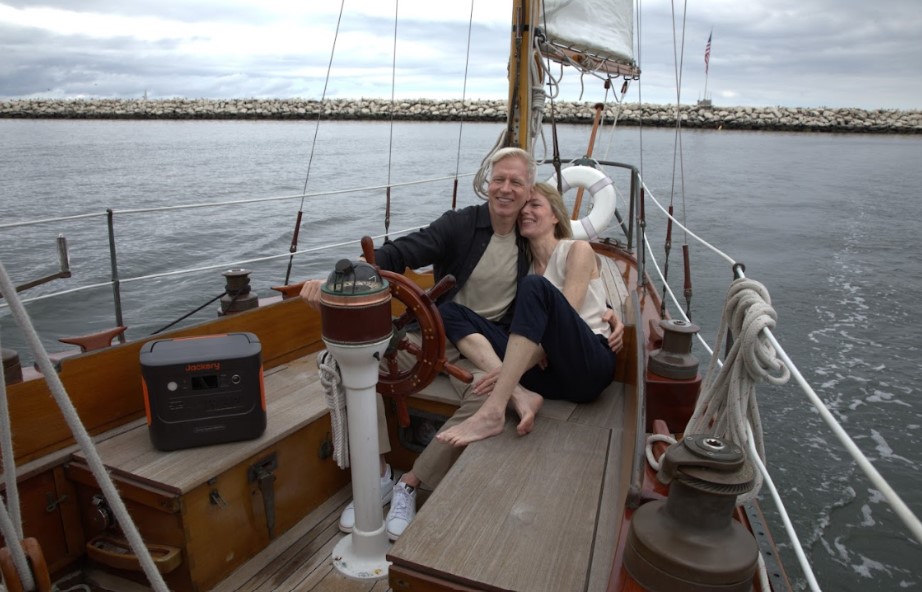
xmin=561 ymin=240 xmax=597 ymax=311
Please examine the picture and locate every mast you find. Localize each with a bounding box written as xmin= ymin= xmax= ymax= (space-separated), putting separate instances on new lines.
xmin=507 ymin=0 xmax=539 ymax=152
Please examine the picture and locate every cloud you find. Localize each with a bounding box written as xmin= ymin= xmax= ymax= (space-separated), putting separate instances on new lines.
xmin=1 ymin=0 xmax=920 ymax=109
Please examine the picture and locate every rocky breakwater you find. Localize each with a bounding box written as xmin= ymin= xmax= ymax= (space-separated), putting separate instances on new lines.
xmin=1 ymin=98 xmax=919 ymax=134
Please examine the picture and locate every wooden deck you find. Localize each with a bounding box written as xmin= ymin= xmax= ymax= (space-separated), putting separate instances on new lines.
xmin=51 ymin=348 xmax=634 ymax=592
xmin=387 ymin=379 xmax=632 ymax=592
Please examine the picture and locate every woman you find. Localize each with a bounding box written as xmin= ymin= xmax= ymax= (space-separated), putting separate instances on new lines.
xmin=436 ymin=181 xmax=623 ymax=446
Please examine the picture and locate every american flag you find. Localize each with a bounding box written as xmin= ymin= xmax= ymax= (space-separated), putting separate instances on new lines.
xmin=704 ymin=31 xmax=712 ymax=74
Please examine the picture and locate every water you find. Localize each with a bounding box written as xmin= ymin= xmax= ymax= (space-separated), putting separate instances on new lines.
xmin=2 ymin=119 xmax=922 ymax=591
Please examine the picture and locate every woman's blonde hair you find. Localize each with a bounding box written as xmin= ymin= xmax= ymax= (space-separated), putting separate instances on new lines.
xmin=533 ymin=182 xmax=573 ymax=240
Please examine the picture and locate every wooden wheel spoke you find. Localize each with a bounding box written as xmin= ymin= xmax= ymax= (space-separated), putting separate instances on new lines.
xmin=401 ymin=340 xmax=423 ymax=357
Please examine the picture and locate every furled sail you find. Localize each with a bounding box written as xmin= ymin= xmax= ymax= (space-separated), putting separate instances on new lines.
xmin=542 ymin=0 xmax=635 ymax=69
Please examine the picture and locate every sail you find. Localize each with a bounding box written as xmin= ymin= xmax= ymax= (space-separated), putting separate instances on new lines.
xmin=542 ymin=0 xmax=634 ymax=67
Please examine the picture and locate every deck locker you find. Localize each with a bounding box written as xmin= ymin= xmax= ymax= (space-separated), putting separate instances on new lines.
xmin=64 ymin=353 xmax=349 ymax=592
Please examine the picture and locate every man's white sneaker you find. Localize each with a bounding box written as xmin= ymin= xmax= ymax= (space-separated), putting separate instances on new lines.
xmin=385 ymin=482 xmax=417 ymax=541
xmin=338 ymin=464 xmax=395 ymax=533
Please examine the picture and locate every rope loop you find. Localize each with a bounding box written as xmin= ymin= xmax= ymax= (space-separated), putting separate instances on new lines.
xmin=684 ymin=277 xmax=791 ymax=503
xmin=644 ymin=433 xmax=678 ymax=472
xmin=317 ymin=350 xmax=350 ymax=469
xmin=724 ymin=278 xmax=790 ymax=386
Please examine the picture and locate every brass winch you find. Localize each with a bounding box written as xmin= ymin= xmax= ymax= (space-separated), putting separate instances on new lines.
xmin=624 ymin=434 xmax=759 ymax=592
xmin=219 ymin=268 xmax=259 ymax=315
xmin=649 ymin=318 xmax=700 ymax=379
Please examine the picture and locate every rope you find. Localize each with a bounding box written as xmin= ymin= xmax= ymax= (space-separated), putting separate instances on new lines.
xmin=150 ymin=290 xmax=227 ymax=335
xmin=0 ymin=291 xmax=38 ymax=592
xmin=644 ymin=433 xmax=677 ymax=472
xmin=641 ymin=218 xmax=817 ymax=591
xmin=0 ymin=503 xmax=33 ymax=591
xmin=317 ymin=350 xmax=349 ymax=469
xmin=0 ymin=259 xmax=170 ymax=592
xmin=684 ymin=277 xmax=790 ymax=503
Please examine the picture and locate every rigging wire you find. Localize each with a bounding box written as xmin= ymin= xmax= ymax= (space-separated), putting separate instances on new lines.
xmin=451 ymin=0 xmax=478 ymax=210
xmin=2 ymin=223 xmax=433 ymax=309
xmin=598 ymin=78 xmax=628 ymax=165
xmin=538 ymin=2 xmax=563 ymax=183
xmin=283 ymin=0 xmax=347 ymax=286
xmin=384 ymin=0 xmax=400 ymax=238
xmin=673 ymin=0 xmax=692 ymax=318
xmin=666 ymin=0 xmax=694 ymax=318
xmin=633 ymin=0 xmax=647 ymax=287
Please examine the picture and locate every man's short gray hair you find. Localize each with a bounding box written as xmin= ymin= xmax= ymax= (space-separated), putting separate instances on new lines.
xmin=489 ymin=147 xmax=536 ymax=186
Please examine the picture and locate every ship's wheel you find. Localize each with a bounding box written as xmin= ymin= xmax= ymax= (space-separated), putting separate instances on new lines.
xmin=360 ymin=237 xmax=472 ymax=427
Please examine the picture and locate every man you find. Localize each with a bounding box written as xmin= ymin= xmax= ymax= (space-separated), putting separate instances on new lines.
xmin=301 ymin=146 xmax=534 ymax=540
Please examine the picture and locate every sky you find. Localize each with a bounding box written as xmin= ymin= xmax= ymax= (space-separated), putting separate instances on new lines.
xmin=1 ymin=0 xmax=920 ymax=110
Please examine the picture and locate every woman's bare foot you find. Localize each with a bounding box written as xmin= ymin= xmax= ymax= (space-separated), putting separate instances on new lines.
xmin=436 ymin=405 xmax=506 ymax=447
xmin=509 ymin=386 xmax=543 ymax=436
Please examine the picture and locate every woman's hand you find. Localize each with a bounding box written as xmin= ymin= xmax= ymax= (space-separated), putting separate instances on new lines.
xmin=603 ymin=309 xmax=624 ymax=353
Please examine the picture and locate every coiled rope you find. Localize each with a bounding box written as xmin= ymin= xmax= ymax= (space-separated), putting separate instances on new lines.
xmin=684 ymin=277 xmax=791 ymax=503
xmin=317 ymin=350 xmax=350 ymax=469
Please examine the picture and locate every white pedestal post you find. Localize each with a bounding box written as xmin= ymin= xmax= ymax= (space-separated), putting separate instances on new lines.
xmin=325 ymin=338 xmax=391 ymax=580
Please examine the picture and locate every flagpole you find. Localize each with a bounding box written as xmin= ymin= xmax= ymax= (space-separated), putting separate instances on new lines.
xmin=703 ymin=29 xmax=712 ymax=102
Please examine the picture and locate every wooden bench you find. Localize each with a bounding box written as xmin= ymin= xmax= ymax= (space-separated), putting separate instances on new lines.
xmin=388 ymin=378 xmax=638 ymax=592
xmin=64 ymin=352 xmax=351 ymax=592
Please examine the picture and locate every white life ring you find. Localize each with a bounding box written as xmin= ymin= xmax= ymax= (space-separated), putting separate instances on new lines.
xmin=547 ymin=165 xmax=617 ymax=240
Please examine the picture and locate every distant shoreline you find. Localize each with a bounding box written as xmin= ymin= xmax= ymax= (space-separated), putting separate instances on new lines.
xmin=1 ymin=98 xmax=919 ymax=134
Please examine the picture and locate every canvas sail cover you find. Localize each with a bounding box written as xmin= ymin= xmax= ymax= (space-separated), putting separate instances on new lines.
xmin=542 ymin=0 xmax=634 ymax=66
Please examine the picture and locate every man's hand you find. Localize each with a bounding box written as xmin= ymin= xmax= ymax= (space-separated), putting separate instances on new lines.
xmin=299 ymin=279 xmax=324 ymax=310
xmin=603 ymin=309 xmax=624 ymax=353
xmin=472 ymin=367 xmax=500 ymax=396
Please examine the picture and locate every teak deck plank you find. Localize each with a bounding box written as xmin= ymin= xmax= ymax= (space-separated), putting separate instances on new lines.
xmin=388 ymin=416 xmax=610 ymax=591
xmin=567 ymin=381 xmax=626 ymax=428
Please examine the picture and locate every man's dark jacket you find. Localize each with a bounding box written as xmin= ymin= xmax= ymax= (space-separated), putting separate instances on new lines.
xmin=374 ymin=203 xmax=530 ymax=326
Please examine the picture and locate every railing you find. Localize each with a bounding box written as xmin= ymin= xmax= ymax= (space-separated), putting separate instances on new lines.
xmin=0 ymin=174 xmax=474 ymax=313
xmin=640 ymin=179 xmax=922 ymax=591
